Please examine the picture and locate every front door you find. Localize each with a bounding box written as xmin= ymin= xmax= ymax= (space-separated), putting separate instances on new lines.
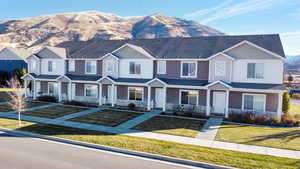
xmin=212 ymin=91 xmax=226 ymax=115
xmin=155 ymin=88 xmax=164 ymax=108
xmin=107 ymin=86 xmax=112 ymax=104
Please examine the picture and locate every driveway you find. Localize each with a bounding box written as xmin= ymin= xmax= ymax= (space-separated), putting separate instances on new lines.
xmin=0 ymin=131 xmax=200 ymax=169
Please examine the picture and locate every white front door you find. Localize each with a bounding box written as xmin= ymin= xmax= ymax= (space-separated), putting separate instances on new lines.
xmin=107 ymin=86 xmax=112 ymax=104
xmin=213 ymin=91 xmax=226 ymax=115
xmin=155 ymin=88 xmax=164 ymax=108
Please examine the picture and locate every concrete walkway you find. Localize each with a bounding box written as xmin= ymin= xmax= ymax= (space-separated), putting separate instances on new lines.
xmin=196 ymin=117 xmax=223 ymax=140
xmin=116 ymin=110 xmax=161 ymax=129
xmin=0 ymin=106 xmax=300 ymax=160
xmin=55 ymin=106 xmax=106 ymax=120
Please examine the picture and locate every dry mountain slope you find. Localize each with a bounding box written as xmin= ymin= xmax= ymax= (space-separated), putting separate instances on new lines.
xmin=0 ymin=11 xmax=223 ymax=51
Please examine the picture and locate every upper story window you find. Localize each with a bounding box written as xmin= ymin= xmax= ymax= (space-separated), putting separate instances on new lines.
xmin=69 ymin=60 xmax=75 ymax=72
xmin=85 ymin=84 xmax=97 ymax=97
xmin=215 ymin=61 xmax=226 ymax=76
xmin=157 ymin=61 xmax=166 ymax=74
xmin=85 ymin=61 xmax=97 ymax=74
xmin=129 ymin=61 xmax=141 ymax=75
xmin=106 ymin=60 xmax=113 ymax=73
xmin=181 ymin=61 xmax=197 ymax=78
xmin=31 ymin=59 xmax=37 ymax=71
xmin=243 ymin=94 xmax=266 ymax=112
xmin=48 ymin=60 xmax=53 ymax=72
xmin=128 ymin=87 xmax=143 ymax=101
xmin=247 ymin=63 xmax=264 ymax=79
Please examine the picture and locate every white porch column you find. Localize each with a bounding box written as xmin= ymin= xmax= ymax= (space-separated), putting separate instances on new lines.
xmin=162 ymin=87 xmax=166 ymax=112
xmin=225 ymin=90 xmax=230 ymax=118
xmin=111 ymin=84 xmax=115 ymax=107
xmin=206 ymin=89 xmax=210 ymax=116
xmin=58 ymin=82 xmax=62 ymax=102
xmin=24 ymin=80 xmax=28 ymax=98
xmin=68 ymin=82 xmax=72 ymax=101
xmin=33 ymin=80 xmax=37 ymax=100
xmin=147 ymin=86 xmax=151 ymax=110
xmin=277 ymin=92 xmax=283 ymax=119
xmin=98 ymin=83 xmax=103 ymax=106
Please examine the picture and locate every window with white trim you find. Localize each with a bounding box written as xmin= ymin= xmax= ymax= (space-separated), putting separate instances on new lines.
xmin=69 ymin=60 xmax=75 ymax=72
xmin=157 ymin=61 xmax=166 ymax=74
xmin=128 ymin=87 xmax=143 ymax=101
xmin=48 ymin=82 xmax=58 ymax=96
xmin=247 ymin=63 xmax=264 ymax=79
xmin=48 ymin=60 xmax=53 ymax=72
xmin=129 ymin=62 xmax=141 ymax=75
xmin=31 ymin=59 xmax=36 ymax=71
xmin=181 ymin=61 xmax=197 ymax=77
xmin=215 ymin=60 xmax=226 ymax=76
xmin=85 ymin=61 xmax=97 ymax=74
xmin=85 ymin=85 xmax=97 ymax=97
xmin=180 ymin=90 xmax=198 ymax=105
xmin=106 ymin=60 xmax=113 ymax=73
xmin=243 ymin=94 xmax=266 ymax=112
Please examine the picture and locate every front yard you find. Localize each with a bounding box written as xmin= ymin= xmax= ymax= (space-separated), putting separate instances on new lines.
xmin=0 ymin=118 xmax=299 ymax=169
xmin=69 ymin=109 xmax=142 ymax=127
xmin=132 ymin=116 xmax=206 ymax=138
xmin=290 ymin=105 xmax=300 ymax=115
xmin=0 ymin=101 xmax=49 ymax=112
xmin=0 ymin=92 xmax=9 ymax=102
xmin=216 ymin=123 xmax=300 ymax=151
xmin=22 ymin=105 xmax=88 ymax=119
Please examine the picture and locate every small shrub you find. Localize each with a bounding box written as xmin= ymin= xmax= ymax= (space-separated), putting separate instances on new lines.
xmin=37 ymin=95 xmax=57 ymax=102
xmin=282 ymin=92 xmax=291 ymax=113
xmin=128 ymin=103 xmax=135 ymax=110
xmin=292 ymin=93 xmax=300 ymax=100
xmin=64 ymin=100 xmax=87 ymax=107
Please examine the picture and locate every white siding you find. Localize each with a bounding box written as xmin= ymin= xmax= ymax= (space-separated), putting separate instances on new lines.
xmin=232 ymin=59 xmax=283 ymax=84
xmin=209 ymin=54 xmax=232 ymax=83
xmin=40 ymin=58 xmax=65 ymax=75
xmin=27 ymin=56 xmax=40 ymax=74
xmin=119 ymin=59 xmax=153 ymax=79
xmin=102 ymin=55 xmax=119 ymax=78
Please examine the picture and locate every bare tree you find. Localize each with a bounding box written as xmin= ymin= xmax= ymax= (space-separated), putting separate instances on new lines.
xmin=7 ymin=77 xmax=26 ymax=126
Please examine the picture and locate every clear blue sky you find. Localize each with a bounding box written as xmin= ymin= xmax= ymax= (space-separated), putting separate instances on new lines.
xmin=1 ymin=0 xmax=300 ymax=55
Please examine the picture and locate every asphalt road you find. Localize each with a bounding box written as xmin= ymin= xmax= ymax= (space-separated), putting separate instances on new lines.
xmin=0 ymin=131 xmax=201 ymax=169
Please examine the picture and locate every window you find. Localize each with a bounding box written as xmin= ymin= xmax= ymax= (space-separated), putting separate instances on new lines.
xmin=106 ymin=60 xmax=113 ymax=73
xmin=31 ymin=59 xmax=36 ymax=71
xmin=180 ymin=90 xmax=198 ymax=105
xmin=181 ymin=61 xmax=197 ymax=77
xmin=157 ymin=61 xmax=166 ymax=74
xmin=48 ymin=60 xmax=53 ymax=72
xmin=85 ymin=61 xmax=97 ymax=74
xmin=85 ymin=85 xmax=97 ymax=97
xmin=48 ymin=82 xmax=58 ymax=96
xmin=215 ymin=61 xmax=226 ymax=76
xmin=243 ymin=94 xmax=266 ymax=112
xmin=247 ymin=63 xmax=264 ymax=79
xmin=128 ymin=87 xmax=143 ymax=101
xmin=69 ymin=60 xmax=75 ymax=72
xmin=129 ymin=62 xmax=141 ymax=75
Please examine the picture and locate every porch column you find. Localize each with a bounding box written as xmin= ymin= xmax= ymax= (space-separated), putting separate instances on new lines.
xmin=111 ymin=84 xmax=115 ymax=107
xmin=277 ymin=92 xmax=283 ymax=119
xmin=147 ymin=86 xmax=151 ymax=110
xmin=98 ymin=83 xmax=102 ymax=106
xmin=68 ymin=82 xmax=72 ymax=101
xmin=206 ymin=89 xmax=210 ymax=116
xmin=24 ymin=80 xmax=28 ymax=98
xmin=162 ymin=87 xmax=166 ymax=112
xmin=58 ymin=82 xmax=62 ymax=102
xmin=33 ymin=80 xmax=37 ymax=100
xmin=225 ymin=90 xmax=229 ymax=118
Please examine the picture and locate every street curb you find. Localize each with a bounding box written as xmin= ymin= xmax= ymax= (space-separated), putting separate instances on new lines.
xmin=0 ymin=127 xmax=236 ymax=169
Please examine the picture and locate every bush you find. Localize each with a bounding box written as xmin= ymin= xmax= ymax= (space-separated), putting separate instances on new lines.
xmin=128 ymin=103 xmax=135 ymax=110
xmin=292 ymin=93 xmax=300 ymax=100
xmin=37 ymin=95 xmax=57 ymax=102
xmin=64 ymin=100 xmax=87 ymax=107
xmin=282 ymin=92 xmax=291 ymax=113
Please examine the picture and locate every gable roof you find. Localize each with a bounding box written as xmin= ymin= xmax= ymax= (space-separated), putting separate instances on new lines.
xmin=35 ymin=46 xmax=67 ymax=59
xmin=57 ymin=34 xmax=285 ymax=59
xmin=0 ymin=47 xmax=31 ymax=60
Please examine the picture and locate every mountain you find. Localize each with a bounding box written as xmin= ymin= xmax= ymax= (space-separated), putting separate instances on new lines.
xmin=0 ymin=11 xmax=223 ymax=51
xmin=284 ymin=55 xmax=300 ymax=74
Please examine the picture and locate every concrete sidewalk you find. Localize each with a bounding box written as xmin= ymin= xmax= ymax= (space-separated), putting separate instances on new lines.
xmin=197 ymin=117 xmax=223 ymax=140
xmin=0 ymin=110 xmax=299 ymax=160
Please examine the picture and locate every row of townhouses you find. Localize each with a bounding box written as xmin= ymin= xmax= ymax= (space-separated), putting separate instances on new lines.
xmin=21 ymin=34 xmax=286 ymax=118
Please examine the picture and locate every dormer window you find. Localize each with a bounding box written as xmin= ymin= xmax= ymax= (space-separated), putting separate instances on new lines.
xmin=181 ymin=61 xmax=197 ymax=78
xmin=129 ymin=61 xmax=141 ymax=75
xmin=85 ymin=60 xmax=97 ymax=74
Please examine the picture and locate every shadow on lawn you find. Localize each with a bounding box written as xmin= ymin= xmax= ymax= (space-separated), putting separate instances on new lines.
xmin=246 ymin=129 xmax=300 ymax=144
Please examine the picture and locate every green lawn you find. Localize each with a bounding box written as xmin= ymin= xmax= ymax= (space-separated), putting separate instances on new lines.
xmin=22 ymin=105 xmax=87 ymax=119
xmin=69 ymin=109 xmax=142 ymax=127
xmin=0 ymin=118 xmax=298 ymax=169
xmin=132 ymin=116 xmax=206 ymax=138
xmin=216 ymin=123 xmax=300 ymax=151
xmin=0 ymin=101 xmax=49 ymax=112
xmin=290 ymin=105 xmax=300 ymax=115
